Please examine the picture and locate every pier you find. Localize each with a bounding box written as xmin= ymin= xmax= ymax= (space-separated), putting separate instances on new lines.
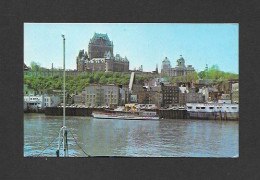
xmin=45 ymin=107 xmax=188 ymax=119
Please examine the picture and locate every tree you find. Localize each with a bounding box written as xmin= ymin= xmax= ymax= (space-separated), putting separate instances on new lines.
xmin=30 ymin=61 xmax=41 ymax=71
xmin=93 ymin=72 xmax=100 ymax=82
xmin=198 ymin=71 xmax=206 ymax=79
xmin=170 ymin=77 xmax=176 ymax=84
xmin=99 ymin=75 xmax=107 ymax=84
xmin=113 ymin=72 xmax=121 ymax=78
xmin=107 ymin=77 xmax=114 ymax=84
xmin=187 ymin=72 xmax=199 ymax=83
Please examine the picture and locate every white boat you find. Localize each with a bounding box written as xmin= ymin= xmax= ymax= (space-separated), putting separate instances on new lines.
xmin=186 ymin=102 xmax=239 ymax=120
xmin=92 ymin=110 xmax=159 ymax=120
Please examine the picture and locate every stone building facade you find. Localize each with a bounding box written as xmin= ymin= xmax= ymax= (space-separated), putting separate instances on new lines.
xmin=231 ymin=83 xmax=239 ymax=103
xmin=161 ymin=55 xmax=195 ymax=77
xmin=76 ymin=33 xmax=129 ymax=73
xmin=185 ymin=88 xmax=203 ymax=103
xmin=84 ymin=84 xmax=122 ymax=107
xmin=88 ymin=33 xmax=114 ymax=60
xmin=161 ymin=83 xmax=180 ymax=107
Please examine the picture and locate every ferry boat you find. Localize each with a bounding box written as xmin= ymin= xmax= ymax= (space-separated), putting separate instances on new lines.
xmin=92 ymin=111 xmax=159 ymax=120
xmin=186 ymin=102 xmax=239 ymax=120
xmin=92 ymin=103 xmax=159 ymax=120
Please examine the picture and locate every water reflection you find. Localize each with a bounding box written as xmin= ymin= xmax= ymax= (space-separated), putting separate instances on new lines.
xmin=24 ymin=114 xmax=238 ymax=157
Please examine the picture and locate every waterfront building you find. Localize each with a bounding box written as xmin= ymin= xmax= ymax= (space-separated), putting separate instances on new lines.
xmin=179 ymin=86 xmax=188 ymax=106
xmin=24 ymin=95 xmax=61 ymax=110
xmin=76 ymin=33 xmax=129 ymax=73
xmin=74 ymin=91 xmax=86 ymax=105
xmin=161 ymin=55 xmax=195 ymax=77
xmin=198 ymin=86 xmax=210 ymax=102
xmin=74 ymin=84 xmax=128 ymax=107
xmin=231 ymin=83 xmax=239 ymax=103
xmin=24 ymin=95 xmax=43 ymax=110
xmin=161 ymin=83 xmax=179 ymax=108
xmin=84 ymin=84 xmax=121 ymax=107
xmin=185 ymin=87 xmax=203 ymax=103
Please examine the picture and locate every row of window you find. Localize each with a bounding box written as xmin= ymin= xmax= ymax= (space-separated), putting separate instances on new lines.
xmin=164 ymin=101 xmax=178 ymax=103
xmin=164 ymin=97 xmax=178 ymax=100
xmin=163 ymin=90 xmax=179 ymax=93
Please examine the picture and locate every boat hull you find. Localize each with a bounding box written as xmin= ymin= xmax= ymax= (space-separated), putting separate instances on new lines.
xmin=187 ymin=111 xmax=239 ymax=120
xmin=92 ymin=112 xmax=159 ymax=120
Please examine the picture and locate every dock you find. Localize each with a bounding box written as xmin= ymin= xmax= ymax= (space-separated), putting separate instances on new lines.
xmin=45 ymin=107 xmax=188 ymax=119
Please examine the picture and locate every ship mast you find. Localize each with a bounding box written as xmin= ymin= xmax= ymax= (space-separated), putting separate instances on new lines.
xmin=56 ymin=34 xmax=68 ymax=157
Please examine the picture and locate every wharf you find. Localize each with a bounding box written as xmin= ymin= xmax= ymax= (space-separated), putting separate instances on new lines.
xmin=45 ymin=107 xmax=188 ymax=119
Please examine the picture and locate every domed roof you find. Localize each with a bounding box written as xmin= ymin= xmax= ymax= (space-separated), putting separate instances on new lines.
xmin=177 ymin=55 xmax=185 ymax=62
xmin=162 ymin=57 xmax=170 ymax=62
xmin=177 ymin=55 xmax=185 ymax=67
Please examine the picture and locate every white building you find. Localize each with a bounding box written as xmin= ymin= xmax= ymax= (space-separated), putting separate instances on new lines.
xmin=161 ymin=55 xmax=195 ymax=77
xmin=24 ymin=95 xmax=61 ymax=110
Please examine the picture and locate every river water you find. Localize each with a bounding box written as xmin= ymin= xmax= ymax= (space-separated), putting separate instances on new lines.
xmin=24 ymin=113 xmax=238 ymax=157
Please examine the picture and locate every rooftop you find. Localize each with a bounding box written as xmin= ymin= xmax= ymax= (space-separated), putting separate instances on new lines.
xmin=89 ymin=32 xmax=113 ymax=46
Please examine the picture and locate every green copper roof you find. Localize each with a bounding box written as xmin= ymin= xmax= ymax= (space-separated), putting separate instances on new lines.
xmin=90 ymin=33 xmax=112 ymax=46
xmin=93 ymin=33 xmax=109 ymax=40
xmin=162 ymin=57 xmax=170 ymax=62
xmin=177 ymin=55 xmax=185 ymax=61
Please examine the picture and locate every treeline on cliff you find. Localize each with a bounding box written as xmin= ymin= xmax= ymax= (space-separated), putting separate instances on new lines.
xmin=24 ymin=63 xmax=238 ymax=94
xmin=24 ymin=71 xmax=157 ymax=93
xmin=168 ymin=65 xmax=238 ymax=84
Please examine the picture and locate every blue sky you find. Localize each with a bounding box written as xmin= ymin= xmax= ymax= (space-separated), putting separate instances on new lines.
xmin=24 ymin=23 xmax=238 ymax=73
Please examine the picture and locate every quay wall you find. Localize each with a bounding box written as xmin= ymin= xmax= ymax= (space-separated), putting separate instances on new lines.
xmin=45 ymin=107 xmax=105 ymax=116
xmin=45 ymin=107 xmax=188 ymax=119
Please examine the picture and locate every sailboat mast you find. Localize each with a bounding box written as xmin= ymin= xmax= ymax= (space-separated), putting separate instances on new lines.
xmin=62 ymin=34 xmax=68 ymax=157
xmin=62 ymin=34 xmax=66 ymax=127
xmin=56 ymin=34 xmax=68 ymax=157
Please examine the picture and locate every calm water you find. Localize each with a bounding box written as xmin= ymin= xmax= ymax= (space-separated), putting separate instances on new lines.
xmin=24 ymin=113 xmax=238 ymax=157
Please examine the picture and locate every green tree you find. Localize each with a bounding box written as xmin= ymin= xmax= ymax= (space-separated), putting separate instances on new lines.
xmin=99 ymin=75 xmax=107 ymax=84
xmin=198 ymin=71 xmax=206 ymax=79
xmin=30 ymin=61 xmax=40 ymax=71
xmin=107 ymin=77 xmax=114 ymax=84
xmin=187 ymin=72 xmax=199 ymax=83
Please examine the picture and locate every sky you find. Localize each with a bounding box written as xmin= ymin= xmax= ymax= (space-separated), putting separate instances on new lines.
xmin=24 ymin=23 xmax=238 ymax=73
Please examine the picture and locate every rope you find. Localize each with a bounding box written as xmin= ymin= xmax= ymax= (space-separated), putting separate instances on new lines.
xmin=68 ymin=129 xmax=91 ymax=157
xmin=34 ymin=135 xmax=58 ymax=157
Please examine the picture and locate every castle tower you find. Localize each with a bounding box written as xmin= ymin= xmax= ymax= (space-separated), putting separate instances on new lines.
xmin=105 ymin=51 xmax=114 ymax=72
xmin=76 ymin=49 xmax=88 ymax=71
xmin=88 ymin=33 xmax=114 ymax=60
